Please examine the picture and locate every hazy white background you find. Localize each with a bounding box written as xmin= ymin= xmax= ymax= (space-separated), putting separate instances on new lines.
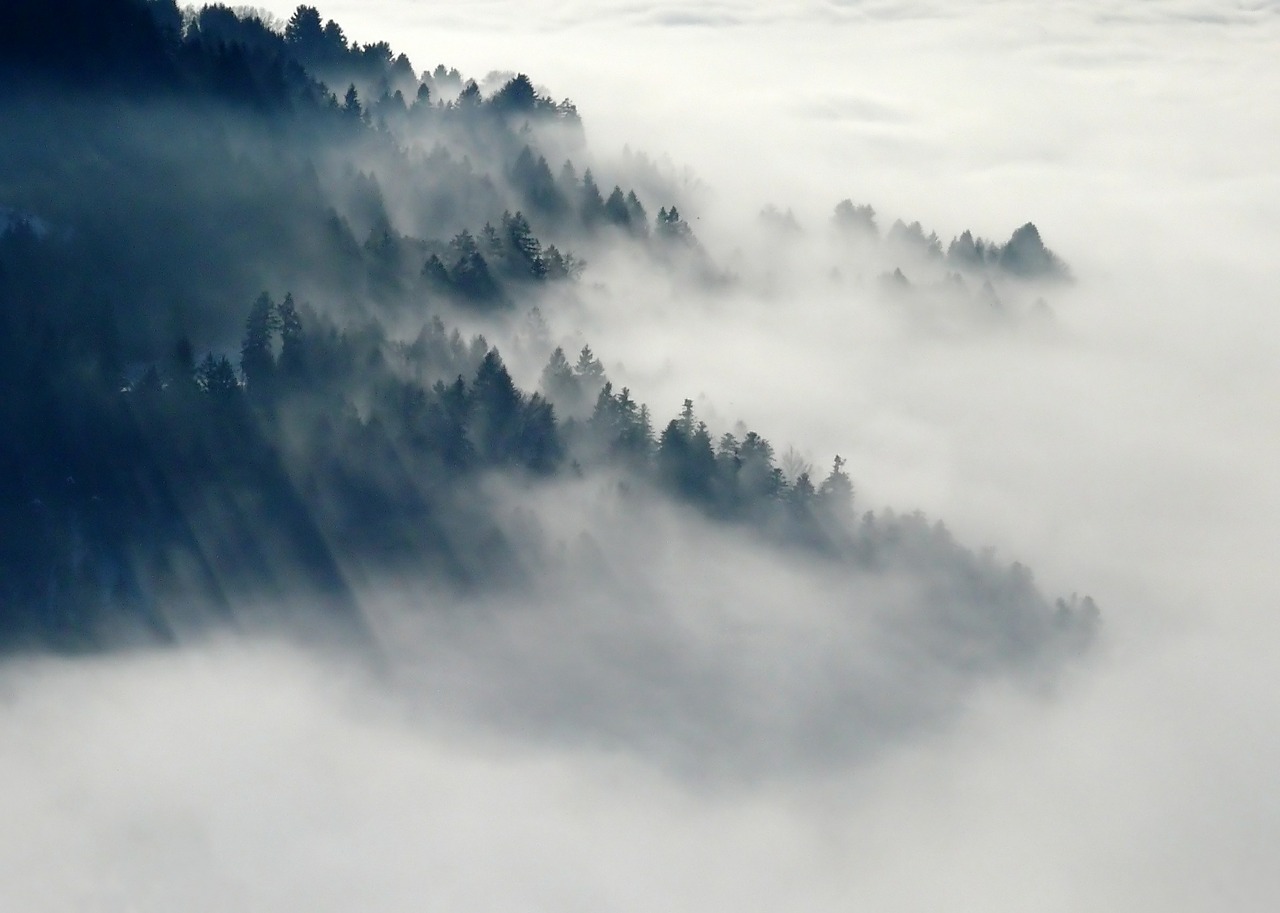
xmin=3 ymin=1 xmax=1278 ymax=910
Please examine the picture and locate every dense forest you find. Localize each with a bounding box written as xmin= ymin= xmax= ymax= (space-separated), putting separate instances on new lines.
xmin=0 ymin=0 xmax=1094 ymax=690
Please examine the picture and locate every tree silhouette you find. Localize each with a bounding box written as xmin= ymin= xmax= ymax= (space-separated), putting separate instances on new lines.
xmin=240 ymin=292 xmax=279 ymax=393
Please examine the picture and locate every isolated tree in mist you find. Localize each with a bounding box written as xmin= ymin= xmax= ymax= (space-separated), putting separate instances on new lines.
xmin=539 ymin=346 xmax=579 ymax=410
xmin=557 ymin=160 xmax=579 ymax=198
xmin=421 ymin=253 xmax=450 ymax=288
xmin=541 ymin=244 xmax=584 ymax=281
xmin=625 ymin=190 xmax=648 ymax=232
xmin=277 ymin=293 xmax=304 ymax=379
xmin=604 ymin=186 xmax=631 ymax=228
xmin=343 ymin=83 xmax=361 ymax=118
xmin=656 ymin=206 xmax=693 ymax=244
xmin=834 ymin=199 xmax=877 ymax=235
xmin=425 ymin=374 xmax=475 ymax=469
xmin=630 ymin=404 xmax=655 ymax=457
xmin=490 ymin=73 xmax=537 ymax=113
xmin=676 ymin=397 xmax=696 ymax=436
xmin=481 ymin=222 xmax=504 ymax=260
xmin=657 ymin=401 xmax=715 ymax=501
xmin=946 ymin=230 xmax=988 ymax=269
xmin=574 ymin=345 xmax=605 ymax=389
xmin=469 ymin=350 xmax=523 ymax=462
xmin=887 ymin=219 xmax=943 ymax=259
xmin=321 ymin=19 xmax=348 ymax=56
xmin=284 ymin=6 xmax=323 ymax=49
xmin=579 ymin=169 xmax=605 ymax=224
xmin=503 ymin=211 xmax=546 ymax=279
xmin=198 ymin=353 xmax=240 ymax=399
xmin=450 ymin=229 xmax=479 ymax=260
xmin=512 ymin=147 xmax=565 ymax=218
xmin=818 ymin=455 xmax=854 ymax=519
xmin=517 ymin=393 xmax=561 ymax=472
xmin=167 ymin=336 xmax=198 ymax=392
xmin=240 ymin=292 xmax=279 ymax=391
xmin=447 ymin=229 xmax=503 ymax=303
xmin=789 ymin=472 xmax=816 ymax=512
xmin=452 ymin=250 xmax=502 ymax=303
xmin=998 ymin=222 xmax=1069 ymax=280
xmin=733 ymin=430 xmax=781 ymax=504
xmin=457 ymin=80 xmax=481 ymax=108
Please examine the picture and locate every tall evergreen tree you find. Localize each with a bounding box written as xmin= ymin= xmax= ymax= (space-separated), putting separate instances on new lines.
xmin=277 ymin=292 xmax=304 ymax=379
xmin=470 ymin=350 xmax=522 ymax=462
xmin=539 ymin=346 xmax=579 ymax=411
xmin=579 ymin=169 xmax=605 ymax=225
xmin=240 ymin=292 xmax=279 ymax=391
xmin=604 ymin=186 xmax=631 ymax=227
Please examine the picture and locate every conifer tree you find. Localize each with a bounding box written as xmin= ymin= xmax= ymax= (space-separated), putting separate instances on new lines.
xmin=240 ymin=292 xmax=279 ymax=391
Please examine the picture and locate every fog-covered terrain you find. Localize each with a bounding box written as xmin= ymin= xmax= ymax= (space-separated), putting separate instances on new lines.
xmin=2 ymin=1 xmax=1278 ymax=910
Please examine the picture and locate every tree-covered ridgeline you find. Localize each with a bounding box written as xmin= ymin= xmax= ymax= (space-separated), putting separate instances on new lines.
xmin=0 ymin=0 xmax=1096 ymax=657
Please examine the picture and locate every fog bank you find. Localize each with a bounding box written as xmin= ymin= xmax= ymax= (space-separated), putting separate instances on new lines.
xmin=4 ymin=0 xmax=1279 ymax=910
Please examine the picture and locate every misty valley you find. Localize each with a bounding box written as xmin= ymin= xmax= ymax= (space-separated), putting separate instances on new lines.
xmin=2 ymin=0 xmax=1096 ymax=779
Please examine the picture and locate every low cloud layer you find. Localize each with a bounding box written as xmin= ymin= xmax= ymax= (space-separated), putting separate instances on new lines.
xmin=3 ymin=0 xmax=1279 ymax=910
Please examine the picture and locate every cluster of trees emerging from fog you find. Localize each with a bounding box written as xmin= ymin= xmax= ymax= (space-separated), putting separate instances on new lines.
xmin=0 ymin=0 xmax=1097 ymax=654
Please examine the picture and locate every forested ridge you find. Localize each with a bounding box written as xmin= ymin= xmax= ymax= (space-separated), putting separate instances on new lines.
xmin=0 ymin=0 xmax=1095 ymax=668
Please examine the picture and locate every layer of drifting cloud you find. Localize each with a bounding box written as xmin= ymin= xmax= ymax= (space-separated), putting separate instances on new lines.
xmin=5 ymin=0 xmax=1279 ymax=910
xmin=2 ymin=623 xmax=1276 ymax=912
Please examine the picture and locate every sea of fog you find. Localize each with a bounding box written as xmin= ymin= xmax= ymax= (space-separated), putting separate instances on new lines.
xmin=3 ymin=1 xmax=1278 ymax=910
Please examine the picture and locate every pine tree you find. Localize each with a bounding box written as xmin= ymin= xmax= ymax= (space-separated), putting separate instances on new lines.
xmin=343 ymin=84 xmax=362 ymax=118
xmin=422 ymin=253 xmax=450 ymax=287
xmin=198 ymin=353 xmax=240 ymax=399
xmin=604 ymin=186 xmax=630 ymax=227
xmin=573 ymin=345 xmax=605 ymax=390
xmin=539 ymin=346 xmax=579 ymax=410
xmin=503 ymin=211 xmax=545 ymax=278
xmin=470 ymin=349 xmax=523 ymax=462
xmin=580 ymin=169 xmax=605 ymax=225
xmin=284 ymin=6 xmax=324 ymax=50
xmin=277 ymin=292 xmax=304 ymax=379
xmin=625 ymin=190 xmax=649 ymax=235
xmin=240 ymin=292 xmax=279 ymax=392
